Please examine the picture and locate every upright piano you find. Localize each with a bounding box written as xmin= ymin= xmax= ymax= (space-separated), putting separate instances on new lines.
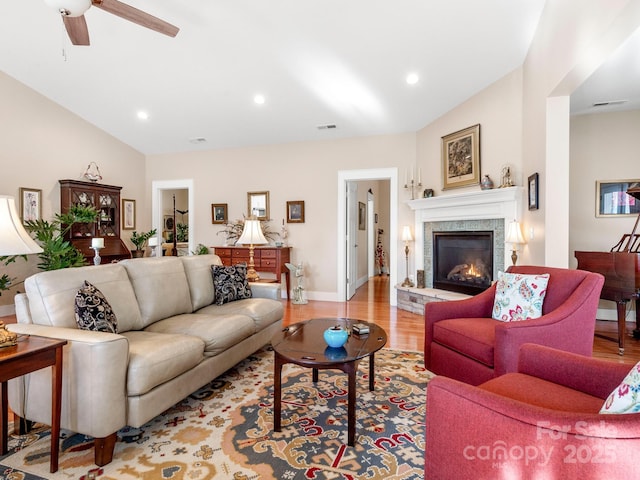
xmin=575 ymin=183 xmax=640 ymax=355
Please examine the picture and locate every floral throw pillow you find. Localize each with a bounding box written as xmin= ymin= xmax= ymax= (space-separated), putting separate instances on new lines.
xmin=600 ymin=361 xmax=640 ymax=414
xmin=212 ymin=264 xmax=252 ymax=305
xmin=74 ymin=280 xmax=118 ymax=333
xmin=491 ymin=271 xmax=550 ymax=322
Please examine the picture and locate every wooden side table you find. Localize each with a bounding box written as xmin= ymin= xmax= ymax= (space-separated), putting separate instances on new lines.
xmin=0 ymin=335 xmax=67 ymax=473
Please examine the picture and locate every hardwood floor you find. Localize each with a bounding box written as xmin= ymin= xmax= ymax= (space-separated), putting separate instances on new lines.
xmin=283 ymin=275 xmax=640 ymax=364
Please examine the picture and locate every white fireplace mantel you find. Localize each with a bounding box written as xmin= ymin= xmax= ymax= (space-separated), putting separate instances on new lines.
xmin=407 ymin=186 xmax=524 ymax=279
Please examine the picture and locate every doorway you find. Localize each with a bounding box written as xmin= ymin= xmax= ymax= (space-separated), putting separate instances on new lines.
xmin=151 ymin=179 xmax=195 ymax=256
xmin=337 ymin=168 xmax=398 ymax=306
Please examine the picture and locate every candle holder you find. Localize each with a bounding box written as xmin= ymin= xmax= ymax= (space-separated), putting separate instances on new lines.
xmin=91 ymin=246 xmax=102 ymax=265
xmin=404 ymin=178 xmax=423 ymax=200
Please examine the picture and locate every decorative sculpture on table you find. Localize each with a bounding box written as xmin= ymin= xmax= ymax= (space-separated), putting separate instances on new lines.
xmin=286 ymin=262 xmax=308 ymax=304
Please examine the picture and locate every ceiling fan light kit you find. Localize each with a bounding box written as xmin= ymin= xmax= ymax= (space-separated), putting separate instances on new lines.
xmin=44 ymin=0 xmax=179 ymax=46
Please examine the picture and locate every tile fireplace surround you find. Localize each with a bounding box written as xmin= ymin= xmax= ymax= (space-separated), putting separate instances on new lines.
xmin=398 ymin=187 xmax=523 ymax=314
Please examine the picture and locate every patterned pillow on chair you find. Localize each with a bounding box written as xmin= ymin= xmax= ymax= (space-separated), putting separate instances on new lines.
xmin=211 ymin=263 xmax=253 ymax=305
xmin=492 ymin=271 xmax=549 ymax=322
xmin=601 ymin=361 xmax=640 ymax=414
xmin=74 ymin=280 xmax=118 ymax=333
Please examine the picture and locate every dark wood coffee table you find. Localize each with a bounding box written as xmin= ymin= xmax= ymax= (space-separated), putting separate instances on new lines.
xmin=271 ymin=317 xmax=387 ymax=446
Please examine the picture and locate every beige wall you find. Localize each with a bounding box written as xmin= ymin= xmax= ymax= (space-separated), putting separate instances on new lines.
xmin=0 ymin=71 xmax=146 ymax=312
xmin=147 ymin=134 xmax=416 ymax=299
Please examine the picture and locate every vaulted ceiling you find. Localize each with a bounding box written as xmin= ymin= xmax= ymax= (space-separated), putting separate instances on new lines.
xmin=2 ymin=1 xmax=635 ymax=156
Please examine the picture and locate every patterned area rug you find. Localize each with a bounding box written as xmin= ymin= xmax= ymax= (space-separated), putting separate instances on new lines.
xmin=0 ymin=346 xmax=430 ymax=479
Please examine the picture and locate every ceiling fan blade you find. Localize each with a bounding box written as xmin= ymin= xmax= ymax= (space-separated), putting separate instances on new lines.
xmin=63 ymin=15 xmax=90 ymax=45
xmin=92 ymin=0 xmax=179 ymax=37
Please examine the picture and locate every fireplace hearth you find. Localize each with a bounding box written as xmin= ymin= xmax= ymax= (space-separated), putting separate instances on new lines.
xmin=433 ymin=231 xmax=493 ymax=295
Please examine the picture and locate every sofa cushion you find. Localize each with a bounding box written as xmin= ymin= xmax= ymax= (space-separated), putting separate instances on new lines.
xmin=122 ymin=330 xmax=205 ymax=396
xmin=121 ymin=257 xmax=193 ymax=327
xmin=181 ymin=255 xmax=223 ymax=311
xmin=492 ymin=271 xmax=549 ymax=322
xmin=24 ymin=263 xmax=143 ymax=332
xmin=433 ymin=317 xmax=496 ymax=367
xmin=480 ymin=373 xmax=604 ymax=413
xmin=196 ymin=298 xmax=283 ymax=333
xmin=601 ymin=361 xmax=640 ymax=414
xmin=212 ymin=264 xmax=252 ymax=305
xmin=74 ymin=280 xmax=118 ymax=333
xmin=144 ymin=313 xmax=255 ymax=357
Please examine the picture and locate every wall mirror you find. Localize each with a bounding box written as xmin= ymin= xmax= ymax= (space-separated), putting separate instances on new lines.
xmin=247 ymin=191 xmax=270 ymax=220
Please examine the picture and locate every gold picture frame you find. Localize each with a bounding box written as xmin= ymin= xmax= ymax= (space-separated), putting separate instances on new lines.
xmin=441 ymin=124 xmax=481 ymax=190
xmin=596 ymin=179 xmax=640 ymax=217
xmin=247 ymin=191 xmax=270 ymax=220
xmin=122 ymin=199 xmax=136 ymax=230
xmin=19 ymin=187 xmax=42 ymax=224
xmin=212 ymin=203 xmax=228 ymax=224
xmin=286 ymin=200 xmax=305 ymax=223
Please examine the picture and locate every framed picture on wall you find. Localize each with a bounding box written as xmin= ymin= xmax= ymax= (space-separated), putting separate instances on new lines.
xmin=441 ymin=124 xmax=481 ymax=190
xmin=211 ymin=203 xmax=228 ymax=224
xmin=358 ymin=202 xmax=366 ymax=230
xmin=286 ymin=200 xmax=305 ymax=223
xmin=596 ymin=179 xmax=640 ymax=217
xmin=122 ymin=198 xmax=136 ymax=230
xmin=528 ymin=173 xmax=539 ymax=211
xmin=19 ymin=187 xmax=42 ymax=224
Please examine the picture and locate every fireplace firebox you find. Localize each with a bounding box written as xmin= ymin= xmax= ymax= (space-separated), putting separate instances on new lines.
xmin=433 ymin=231 xmax=493 ymax=295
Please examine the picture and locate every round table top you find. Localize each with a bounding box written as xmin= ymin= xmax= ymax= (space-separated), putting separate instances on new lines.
xmin=271 ymin=317 xmax=387 ymax=367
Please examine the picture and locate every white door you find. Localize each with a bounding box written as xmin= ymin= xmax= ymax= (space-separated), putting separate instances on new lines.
xmin=346 ymin=181 xmax=358 ymax=300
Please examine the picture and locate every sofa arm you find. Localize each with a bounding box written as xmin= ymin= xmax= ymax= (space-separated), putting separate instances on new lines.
xmin=517 ymin=343 xmax=631 ymax=399
xmin=249 ymin=282 xmax=281 ymax=300
xmin=7 ymin=323 xmax=129 ymax=439
xmin=426 ymin=376 xmax=640 ymax=479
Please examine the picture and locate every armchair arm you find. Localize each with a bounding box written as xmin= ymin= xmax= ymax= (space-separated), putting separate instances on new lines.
xmin=493 ymin=274 xmax=603 ymax=375
xmin=517 ymin=343 xmax=631 ymax=399
xmin=7 ymin=323 xmax=129 ymax=439
xmin=426 ymin=376 xmax=640 ymax=479
xmin=424 ymin=284 xmax=496 ymax=358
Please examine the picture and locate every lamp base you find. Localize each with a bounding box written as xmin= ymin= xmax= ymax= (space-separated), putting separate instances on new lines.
xmin=401 ymin=277 xmax=414 ymax=288
xmin=246 ymin=267 xmax=260 ymax=282
xmin=511 ymin=249 xmax=518 ymax=266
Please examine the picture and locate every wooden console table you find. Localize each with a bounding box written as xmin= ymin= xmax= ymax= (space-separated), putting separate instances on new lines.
xmin=215 ymin=246 xmax=291 ymax=300
xmin=0 ymin=336 xmax=67 ymax=473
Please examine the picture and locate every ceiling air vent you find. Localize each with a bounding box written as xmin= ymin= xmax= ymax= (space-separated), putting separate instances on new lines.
xmin=189 ymin=137 xmax=207 ymax=144
xmin=317 ymin=124 xmax=337 ymax=130
xmin=593 ymin=100 xmax=627 ymax=107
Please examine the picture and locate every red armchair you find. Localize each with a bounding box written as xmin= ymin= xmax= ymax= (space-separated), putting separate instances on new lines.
xmin=424 ymin=265 xmax=604 ymax=385
xmin=425 ymin=344 xmax=640 ymax=479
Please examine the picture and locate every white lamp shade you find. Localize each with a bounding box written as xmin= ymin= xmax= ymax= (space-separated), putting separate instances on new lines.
xmin=237 ymin=219 xmax=268 ymax=245
xmin=44 ymin=0 xmax=91 ymax=17
xmin=0 ymin=195 xmax=43 ymax=256
xmin=505 ymin=221 xmax=526 ymax=245
xmin=401 ymin=226 xmax=413 ymax=242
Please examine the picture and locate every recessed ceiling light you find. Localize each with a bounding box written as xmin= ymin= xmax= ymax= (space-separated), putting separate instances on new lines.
xmin=406 ymin=73 xmax=419 ymax=85
xmin=254 ymin=94 xmax=266 ymax=105
xmin=137 ymin=111 xmax=149 ymax=120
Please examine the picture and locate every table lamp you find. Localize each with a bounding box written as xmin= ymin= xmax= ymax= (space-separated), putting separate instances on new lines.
xmin=401 ymin=226 xmax=414 ymax=287
xmin=0 ymin=195 xmax=43 ymax=346
xmin=237 ymin=218 xmax=268 ymax=281
xmin=505 ymin=220 xmax=526 ymax=265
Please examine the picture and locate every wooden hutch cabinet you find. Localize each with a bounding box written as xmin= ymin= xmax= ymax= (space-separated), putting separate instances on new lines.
xmin=59 ymin=179 xmax=131 ymax=264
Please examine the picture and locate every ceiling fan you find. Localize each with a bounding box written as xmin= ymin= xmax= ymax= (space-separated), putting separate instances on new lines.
xmin=44 ymin=0 xmax=179 ymax=46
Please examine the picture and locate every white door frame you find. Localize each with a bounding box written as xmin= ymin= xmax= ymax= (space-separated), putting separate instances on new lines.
xmin=367 ymin=190 xmax=375 ymax=278
xmin=151 ymin=179 xmax=195 ymax=256
xmin=337 ymin=168 xmax=398 ymax=305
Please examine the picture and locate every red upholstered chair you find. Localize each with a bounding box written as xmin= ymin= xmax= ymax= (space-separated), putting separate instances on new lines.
xmin=425 ymin=344 xmax=640 ymax=479
xmin=424 ymin=265 xmax=604 ymax=386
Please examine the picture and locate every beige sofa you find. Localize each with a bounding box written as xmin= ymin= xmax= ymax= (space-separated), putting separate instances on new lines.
xmin=8 ymin=255 xmax=283 ymax=466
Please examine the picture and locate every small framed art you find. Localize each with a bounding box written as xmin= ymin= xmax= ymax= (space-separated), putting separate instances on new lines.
xmin=122 ymin=199 xmax=136 ymax=230
xmin=286 ymin=200 xmax=305 ymax=223
xmin=596 ymin=179 xmax=640 ymax=217
xmin=358 ymin=202 xmax=366 ymax=230
xmin=212 ymin=203 xmax=228 ymax=224
xmin=528 ymin=173 xmax=539 ymax=211
xmin=19 ymin=187 xmax=42 ymax=224
xmin=442 ymin=124 xmax=481 ymax=190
